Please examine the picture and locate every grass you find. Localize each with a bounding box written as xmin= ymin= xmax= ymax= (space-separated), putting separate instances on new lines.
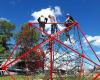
xmin=0 ymin=75 xmax=100 ymax=80
xmin=0 ymin=75 xmax=33 ymax=80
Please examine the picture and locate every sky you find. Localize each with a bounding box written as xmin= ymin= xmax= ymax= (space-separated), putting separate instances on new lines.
xmin=0 ymin=0 xmax=100 ymax=34
xmin=0 ymin=0 xmax=100 ymax=68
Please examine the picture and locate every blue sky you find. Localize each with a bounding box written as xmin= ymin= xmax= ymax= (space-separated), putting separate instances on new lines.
xmin=0 ymin=0 xmax=100 ymax=67
xmin=0 ymin=0 xmax=100 ymax=35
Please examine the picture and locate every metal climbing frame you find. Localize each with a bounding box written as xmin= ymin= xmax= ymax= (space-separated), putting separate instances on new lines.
xmin=1 ymin=21 xmax=100 ymax=80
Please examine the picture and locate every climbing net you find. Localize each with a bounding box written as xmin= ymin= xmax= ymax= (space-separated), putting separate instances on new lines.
xmin=0 ymin=21 xmax=100 ymax=80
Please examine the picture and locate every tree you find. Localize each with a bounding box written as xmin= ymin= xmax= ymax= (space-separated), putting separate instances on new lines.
xmin=0 ymin=18 xmax=15 ymax=57
xmin=16 ymin=23 xmax=45 ymax=72
xmin=16 ymin=23 xmax=40 ymax=59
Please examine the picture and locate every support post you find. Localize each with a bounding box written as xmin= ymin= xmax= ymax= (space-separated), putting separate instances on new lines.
xmin=49 ymin=37 xmax=53 ymax=80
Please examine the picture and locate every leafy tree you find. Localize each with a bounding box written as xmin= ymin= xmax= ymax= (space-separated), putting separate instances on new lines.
xmin=16 ymin=23 xmax=39 ymax=60
xmin=0 ymin=18 xmax=15 ymax=57
xmin=16 ymin=23 xmax=43 ymax=71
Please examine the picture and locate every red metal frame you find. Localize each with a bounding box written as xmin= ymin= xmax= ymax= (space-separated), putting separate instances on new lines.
xmin=49 ymin=37 xmax=53 ymax=80
xmin=77 ymin=25 xmax=100 ymax=62
xmin=77 ymin=26 xmax=84 ymax=79
xmin=93 ymin=73 xmax=100 ymax=80
xmin=1 ymin=22 xmax=99 ymax=80
xmin=6 ymin=70 xmax=16 ymax=80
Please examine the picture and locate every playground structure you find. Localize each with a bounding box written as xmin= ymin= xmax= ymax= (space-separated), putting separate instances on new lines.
xmin=0 ymin=21 xmax=100 ymax=80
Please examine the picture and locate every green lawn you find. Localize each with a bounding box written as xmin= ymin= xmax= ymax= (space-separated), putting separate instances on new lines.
xmin=0 ymin=75 xmax=100 ymax=80
xmin=0 ymin=75 xmax=33 ymax=80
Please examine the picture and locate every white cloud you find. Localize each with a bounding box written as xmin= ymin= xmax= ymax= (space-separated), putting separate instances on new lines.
xmin=84 ymin=35 xmax=100 ymax=47
xmin=31 ymin=6 xmax=62 ymax=20
xmin=0 ymin=18 xmax=10 ymax=22
xmin=96 ymin=51 xmax=100 ymax=55
xmin=30 ymin=6 xmax=65 ymax=34
xmin=54 ymin=6 xmax=62 ymax=16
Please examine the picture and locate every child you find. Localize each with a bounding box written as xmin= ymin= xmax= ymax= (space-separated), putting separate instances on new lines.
xmin=64 ymin=13 xmax=75 ymax=43
xmin=37 ymin=15 xmax=48 ymax=37
xmin=48 ymin=15 xmax=58 ymax=35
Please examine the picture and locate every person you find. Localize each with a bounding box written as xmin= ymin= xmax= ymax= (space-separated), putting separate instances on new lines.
xmin=64 ymin=13 xmax=75 ymax=43
xmin=37 ymin=15 xmax=48 ymax=36
xmin=65 ymin=13 xmax=74 ymax=22
xmin=48 ymin=15 xmax=58 ymax=35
